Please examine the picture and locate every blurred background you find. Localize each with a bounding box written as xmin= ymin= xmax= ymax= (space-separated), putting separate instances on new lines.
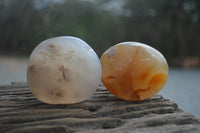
xmin=0 ymin=0 xmax=199 ymax=118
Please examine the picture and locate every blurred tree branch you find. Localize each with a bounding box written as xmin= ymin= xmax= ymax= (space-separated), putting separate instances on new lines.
xmin=0 ymin=0 xmax=199 ymax=67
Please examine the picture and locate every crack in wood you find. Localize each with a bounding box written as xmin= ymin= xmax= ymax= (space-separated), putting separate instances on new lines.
xmin=0 ymin=83 xmax=199 ymax=133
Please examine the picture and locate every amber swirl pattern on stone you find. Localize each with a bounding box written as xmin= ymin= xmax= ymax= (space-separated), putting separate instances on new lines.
xmin=100 ymin=42 xmax=168 ymax=101
xmin=27 ymin=36 xmax=102 ymax=104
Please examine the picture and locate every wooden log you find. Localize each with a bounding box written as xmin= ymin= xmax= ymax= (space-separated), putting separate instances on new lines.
xmin=0 ymin=83 xmax=199 ymax=133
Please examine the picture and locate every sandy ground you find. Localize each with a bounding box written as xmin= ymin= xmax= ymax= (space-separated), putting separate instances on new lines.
xmin=0 ymin=56 xmax=200 ymax=119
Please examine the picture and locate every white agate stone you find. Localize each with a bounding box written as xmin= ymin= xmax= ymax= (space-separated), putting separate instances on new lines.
xmin=27 ymin=36 xmax=102 ymax=104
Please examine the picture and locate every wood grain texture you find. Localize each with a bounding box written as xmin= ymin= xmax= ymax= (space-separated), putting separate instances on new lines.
xmin=0 ymin=83 xmax=200 ymax=133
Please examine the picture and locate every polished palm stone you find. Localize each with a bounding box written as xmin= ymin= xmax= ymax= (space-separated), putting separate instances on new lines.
xmin=100 ymin=42 xmax=168 ymax=101
xmin=27 ymin=36 xmax=102 ymax=104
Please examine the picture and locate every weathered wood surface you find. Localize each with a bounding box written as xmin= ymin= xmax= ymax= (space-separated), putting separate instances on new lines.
xmin=0 ymin=83 xmax=200 ymax=133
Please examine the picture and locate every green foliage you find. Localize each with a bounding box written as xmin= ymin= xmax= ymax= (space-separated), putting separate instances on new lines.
xmin=0 ymin=0 xmax=199 ymax=66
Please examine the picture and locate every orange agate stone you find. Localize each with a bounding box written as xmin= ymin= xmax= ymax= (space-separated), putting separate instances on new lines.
xmin=100 ymin=42 xmax=168 ymax=101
